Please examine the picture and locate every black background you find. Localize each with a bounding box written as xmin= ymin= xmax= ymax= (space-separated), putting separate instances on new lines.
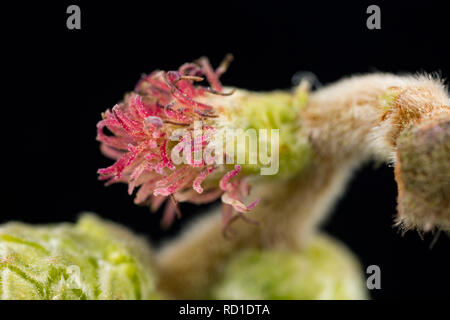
xmin=6 ymin=1 xmax=449 ymax=299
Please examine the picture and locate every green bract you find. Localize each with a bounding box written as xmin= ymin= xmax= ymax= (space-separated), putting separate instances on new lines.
xmin=212 ymin=234 xmax=368 ymax=300
xmin=229 ymin=89 xmax=313 ymax=178
xmin=0 ymin=214 xmax=161 ymax=300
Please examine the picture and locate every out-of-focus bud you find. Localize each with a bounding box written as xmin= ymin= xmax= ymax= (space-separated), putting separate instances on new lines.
xmin=0 ymin=214 xmax=161 ymax=300
xmin=212 ymin=234 xmax=368 ymax=300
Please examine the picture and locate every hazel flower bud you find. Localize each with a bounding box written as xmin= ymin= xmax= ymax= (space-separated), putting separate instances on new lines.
xmin=212 ymin=234 xmax=368 ymax=300
xmin=96 ymin=55 xmax=313 ymax=230
xmin=0 ymin=214 xmax=161 ymax=300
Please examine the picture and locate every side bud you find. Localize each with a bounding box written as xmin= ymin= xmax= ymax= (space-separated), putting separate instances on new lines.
xmin=395 ymin=118 xmax=450 ymax=232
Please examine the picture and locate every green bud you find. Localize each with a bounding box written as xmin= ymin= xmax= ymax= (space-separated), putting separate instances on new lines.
xmin=212 ymin=234 xmax=368 ymax=300
xmin=0 ymin=214 xmax=161 ymax=300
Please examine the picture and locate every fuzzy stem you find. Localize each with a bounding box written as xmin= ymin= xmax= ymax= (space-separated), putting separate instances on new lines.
xmin=157 ymin=73 xmax=450 ymax=298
